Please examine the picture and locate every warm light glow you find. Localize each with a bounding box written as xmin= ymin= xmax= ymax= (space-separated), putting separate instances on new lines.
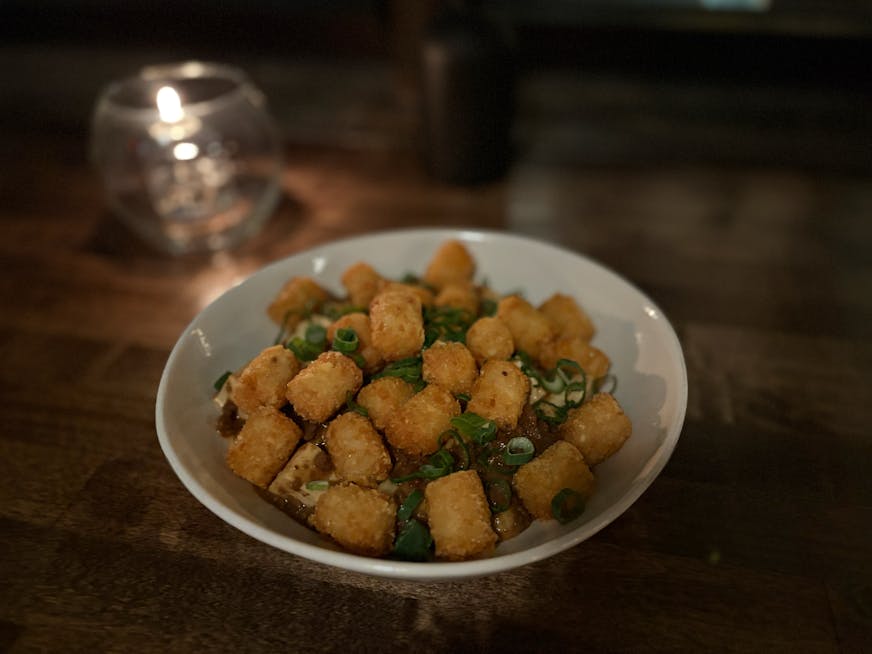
xmin=173 ymin=142 xmax=199 ymax=161
xmin=156 ymin=86 xmax=184 ymax=123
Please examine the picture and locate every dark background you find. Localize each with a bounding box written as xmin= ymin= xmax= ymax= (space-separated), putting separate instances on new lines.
xmin=3 ymin=0 xmax=871 ymax=173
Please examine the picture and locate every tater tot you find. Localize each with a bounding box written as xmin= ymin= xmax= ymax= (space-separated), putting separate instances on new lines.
xmin=425 ymin=470 xmax=497 ymax=561
xmin=369 ymin=289 xmax=425 ymax=362
xmin=512 ymin=441 xmax=595 ymax=520
xmin=466 ymin=360 xmax=530 ymax=430
xmin=497 ymin=295 xmax=555 ymax=361
xmin=538 ymin=335 xmax=611 ymax=380
xmin=327 ymin=312 xmax=383 ymax=374
xmin=539 ymin=293 xmax=596 ymax=342
xmin=355 ymin=377 xmax=415 ymax=432
xmin=560 ymin=393 xmax=632 ymax=466
xmin=341 ymin=262 xmax=383 ymax=309
xmin=434 ymin=282 xmax=478 ymax=316
xmin=385 ymin=384 xmax=460 ymax=454
xmin=285 ymin=351 xmax=363 ymax=423
xmin=311 ymin=483 xmax=396 ymax=556
xmin=422 ymin=341 xmax=478 ymax=396
xmin=423 ymin=240 xmax=476 ymax=290
xmin=231 ymin=345 xmax=300 ymax=416
xmin=325 ymin=413 xmax=392 ymax=487
xmin=465 ymin=316 xmax=514 ymax=365
xmin=267 ymin=276 xmax=330 ymax=327
xmin=377 ymin=281 xmax=435 ymax=307
xmin=226 ymin=407 xmax=302 ymax=488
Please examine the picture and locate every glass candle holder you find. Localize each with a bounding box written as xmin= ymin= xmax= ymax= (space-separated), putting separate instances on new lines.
xmin=90 ymin=61 xmax=283 ymax=254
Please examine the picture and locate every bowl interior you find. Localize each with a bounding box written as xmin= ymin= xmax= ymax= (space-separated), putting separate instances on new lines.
xmin=156 ymin=228 xmax=687 ymax=580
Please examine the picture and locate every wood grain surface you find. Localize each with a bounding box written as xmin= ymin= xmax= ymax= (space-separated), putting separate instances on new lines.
xmin=1 ymin=53 xmax=871 ymax=654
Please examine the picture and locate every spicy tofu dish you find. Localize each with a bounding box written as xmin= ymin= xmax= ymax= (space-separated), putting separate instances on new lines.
xmin=213 ymin=240 xmax=632 ymax=562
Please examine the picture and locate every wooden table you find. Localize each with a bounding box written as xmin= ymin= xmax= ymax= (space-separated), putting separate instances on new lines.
xmin=2 ymin=53 xmax=871 ymax=653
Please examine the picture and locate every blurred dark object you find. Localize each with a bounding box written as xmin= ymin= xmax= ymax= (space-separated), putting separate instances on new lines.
xmin=419 ymin=1 xmax=514 ymax=184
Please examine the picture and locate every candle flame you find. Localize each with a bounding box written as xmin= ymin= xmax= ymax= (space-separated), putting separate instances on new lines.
xmin=156 ymin=86 xmax=184 ymax=123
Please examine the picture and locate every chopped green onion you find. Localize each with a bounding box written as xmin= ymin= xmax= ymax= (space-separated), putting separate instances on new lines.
xmin=477 ymin=442 xmax=516 ymax=476
xmin=533 ymin=399 xmax=568 ymax=425
xmin=539 ymin=369 xmax=567 ymax=393
xmin=305 ymin=480 xmax=329 ymax=491
xmin=480 ymin=298 xmax=497 ymax=317
xmin=486 ymin=479 xmax=512 ymax=513
xmin=273 ymin=309 xmax=294 ymax=345
xmin=373 ymin=356 xmax=423 ymax=387
xmin=502 ymin=437 xmax=535 ymax=466
xmin=418 ymin=449 xmax=455 ymax=479
xmin=564 ymin=381 xmax=586 ymax=409
xmin=397 ymin=489 xmax=424 ymax=522
xmin=345 ymin=391 xmax=369 ymax=417
xmin=332 ymin=327 xmax=359 ymax=354
xmin=322 ymin=302 xmax=366 ymax=321
xmin=423 ymin=306 xmax=473 ymax=345
xmin=305 ymin=323 xmax=327 ymax=345
xmin=213 ymin=370 xmax=232 ymax=391
xmin=551 ymin=488 xmax=585 ymax=524
xmin=455 ymin=392 xmax=471 ymax=403
xmin=438 ymin=430 xmax=470 ymax=470
xmin=391 ymin=449 xmax=455 ymax=483
xmin=392 ymin=519 xmax=433 ymax=561
xmin=450 ymin=413 xmax=497 ymax=445
xmin=286 ymin=337 xmax=324 ymax=362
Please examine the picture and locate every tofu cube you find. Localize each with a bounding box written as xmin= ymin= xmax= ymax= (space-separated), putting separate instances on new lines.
xmin=422 ymin=341 xmax=478 ymax=396
xmin=466 ymin=360 xmax=530 ymax=430
xmin=325 ymin=412 xmax=393 ymax=487
xmin=560 ymin=393 xmax=632 ymax=466
xmin=311 ymin=483 xmax=396 ymax=556
xmin=434 ymin=282 xmax=479 ymax=316
xmin=512 ymin=441 xmax=595 ymax=521
xmin=423 ymin=240 xmax=476 ymax=290
xmin=385 ymin=383 xmax=460 ymax=454
xmin=285 ymin=351 xmax=363 ymax=423
xmin=266 ymin=276 xmax=329 ymax=327
xmin=230 ymin=344 xmax=300 ymax=416
xmin=425 ymin=470 xmax=497 ymax=561
xmin=341 ymin=261 xmax=383 ymax=309
xmin=226 ymin=407 xmax=302 ymax=488
xmin=539 ymin=293 xmax=596 ymax=342
xmin=538 ymin=335 xmax=611 ymax=381
xmin=369 ymin=289 xmax=425 ymax=362
xmin=496 ymin=295 xmax=555 ymax=361
xmin=355 ymin=377 xmax=415 ymax=432
xmin=465 ymin=316 xmax=514 ymax=365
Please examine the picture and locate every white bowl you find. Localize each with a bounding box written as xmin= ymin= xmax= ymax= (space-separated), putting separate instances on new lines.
xmin=156 ymin=228 xmax=687 ymax=581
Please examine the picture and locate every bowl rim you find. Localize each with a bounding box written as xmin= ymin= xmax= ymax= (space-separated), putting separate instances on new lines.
xmin=155 ymin=227 xmax=688 ymax=580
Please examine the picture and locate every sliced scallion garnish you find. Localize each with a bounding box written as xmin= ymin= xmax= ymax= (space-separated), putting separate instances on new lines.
xmin=502 ymin=437 xmax=535 ymax=466
xmin=332 ymin=327 xmax=359 ymax=353
xmin=533 ymin=399 xmax=567 ymax=425
xmin=213 ymin=370 xmax=233 ymax=392
xmin=345 ymin=391 xmax=369 ymax=417
xmin=373 ymin=356 xmax=423 ymax=387
xmin=486 ymin=479 xmax=512 ymax=513
xmin=438 ymin=430 xmax=470 ymax=470
xmin=450 ymin=412 xmax=497 ymax=445
xmin=551 ymin=488 xmax=585 ymax=524
xmin=391 ymin=449 xmax=455 ymax=483
xmin=305 ymin=480 xmax=329 ymax=491
xmin=396 ymin=489 xmax=424 ymax=522
xmin=392 ymin=519 xmax=433 ymax=561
